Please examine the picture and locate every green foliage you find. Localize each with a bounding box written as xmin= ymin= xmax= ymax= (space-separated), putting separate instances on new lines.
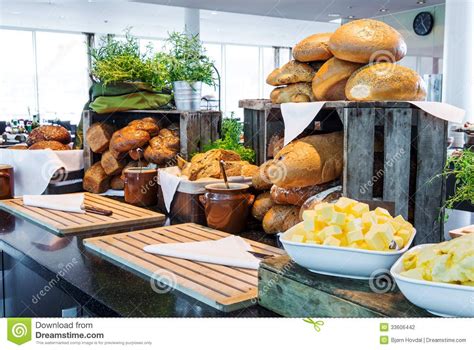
xmin=89 ymin=29 xmax=170 ymax=91
xmin=164 ymin=32 xmax=215 ymax=85
xmin=442 ymin=149 xmax=474 ymax=211
xmin=203 ymin=117 xmax=255 ymax=163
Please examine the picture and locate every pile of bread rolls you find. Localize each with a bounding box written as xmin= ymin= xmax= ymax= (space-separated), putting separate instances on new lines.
xmin=268 ymin=19 xmax=426 ymax=103
xmin=251 ymin=131 xmax=343 ymax=234
xmin=10 ymin=125 xmax=72 ymax=150
xmin=83 ymin=117 xmax=179 ymax=193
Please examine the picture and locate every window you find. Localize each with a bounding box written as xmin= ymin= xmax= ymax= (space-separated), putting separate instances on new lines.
xmin=262 ymin=47 xmax=275 ymax=98
xmin=140 ymin=38 xmax=165 ymax=55
xmin=201 ymin=43 xmax=222 ymax=110
xmin=0 ymin=29 xmax=36 ymax=121
xmin=278 ymin=47 xmax=291 ymax=66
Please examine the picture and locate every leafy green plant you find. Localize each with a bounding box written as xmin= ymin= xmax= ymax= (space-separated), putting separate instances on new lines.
xmin=89 ymin=29 xmax=170 ymax=91
xmin=164 ymin=32 xmax=215 ymax=85
xmin=442 ymin=149 xmax=474 ymax=211
xmin=203 ymin=116 xmax=255 ymax=163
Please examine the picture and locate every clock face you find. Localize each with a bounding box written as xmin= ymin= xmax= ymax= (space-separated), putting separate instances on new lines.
xmin=413 ymin=12 xmax=434 ymax=36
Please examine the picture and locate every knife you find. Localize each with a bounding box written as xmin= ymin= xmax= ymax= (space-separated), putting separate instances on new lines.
xmin=83 ymin=205 xmax=113 ymax=216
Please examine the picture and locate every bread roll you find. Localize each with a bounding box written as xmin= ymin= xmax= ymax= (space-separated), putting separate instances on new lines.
xmin=27 ymin=125 xmax=71 ymax=146
xmin=28 ymin=141 xmax=70 ymax=151
xmin=293 ymin=33 xmax=333 ymax=62
xmin=83 ymin=162 xmax=110 ymax=194
xmin=269 ymin=132 xmax=343 ymax=188
xmin=328 ymin=19 xmax=407 ymax=64
xmin=241 ymin=163 xmax=259 ymax=178
xmin=109 ymin=126 xmax=150 ymax=153
xmin=345 ymin=63 xmax=427 ymax=101
xmin=270 ymin=83 xmax=314 ymax=104
xmin=270 ymin=181 xmax=338 ymax=206
xmin=8 ymin=145 xmax=28 ymax=150
xmin=251 ymin=192 xmax=274 ymax=221
xmin=110 ymin=175 xmax=125 ymax=190
xmin=252 ymin=160 xmax=273 ymax=190
xmin=101 ymin=150 xmax=126 ymax=176
xmin=312 ymin=58 xmax=363 ymax=101
xmin=128 ymin=118 xmax=160 ymax=137
xmin=86 ymin=122 xmax=114 ymax=153
xmin=185 ymin=149 xmax=241 ymax=181
xmin=266 ymin=60 xmax=314 ymax=86
xmin=262 ymin=205 xmax=301 ymax=234
xmin=144 ymin=128 xmax=180 ymax=165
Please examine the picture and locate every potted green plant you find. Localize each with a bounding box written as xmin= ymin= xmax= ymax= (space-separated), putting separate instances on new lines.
xmin=165 ymin=32 xmax=215 ymax=111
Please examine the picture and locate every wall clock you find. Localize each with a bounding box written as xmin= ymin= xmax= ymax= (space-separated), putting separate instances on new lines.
xmin=413 ymin=11 xmax=434 ymax=36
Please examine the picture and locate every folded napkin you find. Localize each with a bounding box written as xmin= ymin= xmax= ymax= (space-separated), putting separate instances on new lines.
xmin=23 ymin=193 xmax=85 ymax=213
xmin=158 ymin=168 xmax=182 ymax=212
xmin=143 ymin=235 xmax=260 ymax=269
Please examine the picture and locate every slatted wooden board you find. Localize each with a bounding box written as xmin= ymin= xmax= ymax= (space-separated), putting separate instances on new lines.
xmin=83 ymin=223 xmax=285 ymax=312
xmin=0 ymin=193 xmax=165 ymax=236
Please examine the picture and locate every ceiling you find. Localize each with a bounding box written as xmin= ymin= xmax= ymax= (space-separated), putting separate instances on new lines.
xmin=134 ymin=0 xmax=446 ymax=22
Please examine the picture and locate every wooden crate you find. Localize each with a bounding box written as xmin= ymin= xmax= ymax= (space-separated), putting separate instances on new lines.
xmin=82 ymin=109 xmax=221 ymax=170
xmin=239 ymin=99 xmax=448 ymax=243
xmin=258 ymin=255 xmax=430 ymax=317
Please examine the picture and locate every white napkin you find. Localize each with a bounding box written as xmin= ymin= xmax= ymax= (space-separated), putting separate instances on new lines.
xmin=408 ymin=101 xmax=465 ymax=124
xmin=158 ymin=168 xmax=182 ymax=212
xmin=23 ymin=193 xmax=85 ymax=213
xmin=144 ymin=235 xmax=260 ymax=269
xmin=0 ymin=149 xmax=83 ymax=196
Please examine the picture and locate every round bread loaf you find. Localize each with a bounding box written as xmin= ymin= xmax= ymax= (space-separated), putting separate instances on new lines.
xmin=28 ymin=140 xmax=71 ymax=151
xmin=345 ymin=63 xmax=427 ymax=101
xmin=251 ymin=192 xmax=274 ymax=221
xmin=266 ymin=60 xmax=314 ymax=86
xmin=328 ymin=19 xmax=407 ymax=64
xmin=293 ymin=33 xmax=333 ymax=62
xmin=27 ymin=125 xmax=71 ymax=146
xmin=312 ymin=58 xmax=363 ymax=101
xmin=270 ymin=83 xmax=314 ymax=104
xmin=262 ymin=205 xmax=301 ymax=234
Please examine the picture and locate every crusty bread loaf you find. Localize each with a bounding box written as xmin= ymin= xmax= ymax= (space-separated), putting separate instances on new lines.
xmin=101 ymin=150 xmax=127 ymax=176
xmin=86 ymin=122 xmax=115 ymax=153
xmin=328 ymin=19 xmax=407 ymax=63
xmin=251 ymin=192 xmax=274 ymax=221
xmin=252 ymin=160 xmax=273 ymax=190
xmin=27 ymin=125 xmax=71 ymax=146
xmin=110 ymin=175 xmax=125 ymax=190
xmin=83 ymin=162 xmax=110 ymax=194
xmin=109 ymin=126 xmax=150 ymax=153
xmin=144 ymin=128 xmax=180 ymax=165
xmin=8 ymin=145 xmax=28 ymax=150
xmin=241 ymin=163 xmax=259 ymax=178
xmin=312 ymin=58 xmax=362 ymax=100
xmin=270 ymin=83 xmax=314 ymax=104
xmin=270 ymin=181 xmax=338 ymax=206
xmin=262 ymin=205 xmax=301 ymax=234
xmin=128 ymin=118 xmax=160 ymax=137
xmin=266 ymin=60 xmax=314 ymax=86
xmin=184 ymin=149 xmax=241 ymax=181
xmin=293 ymin=33 xmax=333 ymax=62
xmin=28 ymin=141 xmax=71 ymax=151
xmin=268 ymin=132 xmax=343 ymax=188
xmin=345 ymin=63 xmax=427 ymax=101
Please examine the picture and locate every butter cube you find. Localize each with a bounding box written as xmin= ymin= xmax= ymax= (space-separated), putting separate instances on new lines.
xmin=319 ymin=225 xmax=342 ymax=238
xmin=393 ymin=236 xmax=404 ymax=249
xmin=347 ymin=229 xmax=364 ymax=244
xmin=323 ymin=236 xmax=341 ymax=246
xmin=349 ymin=202 xmax=370 ymax=217
xmin=302 ymin=210 xmax=317 ymax=222
xmin=388 ymin=218 xmax=402 ymax=232
xmin=304 ymin=230 xmax=317 ymax=241
xmin=361 ymin=211 xmax=377 ymax=230
xmin=358 ymin=241 xmax=369 ymax=250
xmin=334 ymin=197 xmax=357 ymax=212
xmin=365 ymin=224 xmax=394 ymax=251
xmin=305 ymin=240 xmax=319 ymax=245
xmin=316 ymin=205 xmax=335 ymax=222
xmin=291 ymin=234 xmax=305 ymax=243
xmin=329 ymin=212 xmax=346 ymax=226
xmin=345 ymin=218 xmax=362 ymax=232
xmin=375 ymin=207 xmax=392 ymax=218
xmin=376 ymin=215 xmax=390 ymax=224
xmin=396 ymin=229 xmax=412 ymax=245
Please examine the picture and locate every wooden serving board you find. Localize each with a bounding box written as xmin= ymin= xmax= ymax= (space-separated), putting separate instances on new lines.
xmin=449 ymin=225 xmax=474 ymax=239
xmin=83 ymin=223 xmax=285 ymax=312
xmin=0 ymin=193 xmax=165 ymax=236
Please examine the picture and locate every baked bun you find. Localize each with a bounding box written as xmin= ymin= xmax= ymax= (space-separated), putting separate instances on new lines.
xmin=293 ymin=33 xmax=333 ymax=62
xmin=345 ymin=63 xmax=427 ymax=101
xmin=8 ymin=145 xmax=28 ymax=150
xmin=270 ymin=83 xmax=314 ymax=104
xmin=266 ymin=60 xmax=314 ymax=86
xmin=144 ymin=128 xmax=180 ymax=165
xmin=28 ymin=141 xmax=71 ymax=151
xmin=109 ymin=126 xmax=150 ymax=153
xmin=312 ymin=58 xmax=363 ymax=101
xmin=251 ymin=192 xmax=274 ymax=221
xmin=262 ymin=205 xmax=301 ymax=234
xmin=328 ymin=19 xmax=407 ymax=64
xmin=128 ymin=118 xmax=160 ymax=137
xmin=27 ymin=125 xmax=71 ymax=146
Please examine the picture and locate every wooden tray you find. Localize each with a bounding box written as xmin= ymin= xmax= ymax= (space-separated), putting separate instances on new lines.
xmin=0 ymin=193 xmax=165 ymax=236
xmin=449 ymin=224 xmax=474 ymax=239
xmin=83 ymin=223 xmax=284 ymax=312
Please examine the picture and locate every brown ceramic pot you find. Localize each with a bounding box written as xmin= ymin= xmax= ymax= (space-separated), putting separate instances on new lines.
xmin=0 ymin=165 xmax=14 ymax=200
xmin=199 ymin=183 xmax=255 ymax=234
xmin=124 ymin=167 xmax=158 ymax=207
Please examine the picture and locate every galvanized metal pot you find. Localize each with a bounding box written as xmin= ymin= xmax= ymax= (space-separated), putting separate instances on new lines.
xmin=172 ymin=81 xmax=202 ymax=111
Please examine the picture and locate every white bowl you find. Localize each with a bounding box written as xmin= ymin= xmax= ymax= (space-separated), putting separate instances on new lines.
xmin=391 ymin=244 xmax=474 ymax=317
xmin=279 ymin=223 xmax=416 ymax=279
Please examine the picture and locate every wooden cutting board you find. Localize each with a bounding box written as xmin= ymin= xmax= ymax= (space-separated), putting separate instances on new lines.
xmin=84 ymin=223 xmax=285 ymax=312
xmin=0 ymin=193 xmax=165 ymax=236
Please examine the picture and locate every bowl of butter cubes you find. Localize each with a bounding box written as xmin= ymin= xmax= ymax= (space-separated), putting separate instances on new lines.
xmin=279 ymin=197 xmax=416 ymax=279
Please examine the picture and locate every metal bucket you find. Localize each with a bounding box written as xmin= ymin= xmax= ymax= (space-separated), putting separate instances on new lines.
xmin=172 ymin=81 xmax=202 ymax=111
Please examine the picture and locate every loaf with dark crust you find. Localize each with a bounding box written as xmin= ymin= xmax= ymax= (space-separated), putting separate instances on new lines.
xmin=28 ymin=141 xmax=71 ymax=151
xmin=27 ymin=125 xmax=71 ymax=146
xmin=101 ymin=150 xmax=127 ymax=176
xmin=83 ymin=162 xmax=110 ymax=194
xmin=109 ymin=126 xmax=150 ymax=153
xmin=262 ymin=205 xmax=301 ymax=234
xmin=86 ymin=122 xmax=115 ymax=153
xmin=143 ymin=128 xmax=180 ymax=165
xmin=128 ymin=118 xmax=160 ymax=137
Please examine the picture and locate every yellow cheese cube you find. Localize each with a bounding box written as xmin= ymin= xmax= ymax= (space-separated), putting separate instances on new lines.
xmin=302 ymin=210 xmax=317 ymax=222
xmin=361 ymin=211 xmax=377 ymax=230
xmin=334 ymin=197 xmax=357 ymax=212
xmin=393 ymin=215 xmax=408 ymax=228
xmin=347 ymin=229 xmax=364 ymax=244
xmin=329 ymin=212 xmax=346 ymax=226
xmin=320 ymin=225 xmax=342 ymax=237
xmin=376 ymin=215 xmax=390 ymax=224
xmin=345 ymin=218 xmax=362 ymax=233
xmin=345 ymin=214 xmax=356 ymax=222
xmin=375 ymin=207 xmax=392 ymax=218
xmin=291 ymin=234 xmax=305 ymax=243
xmin=365 ymin=224 xmax=394 ymax=251
xmin=396 ymin=228 xmax=412 ymax=246
xmin=316 ymin=205 xmax=335 ymax=222
xmin=349 ymin=202 xmax=370 ymax=217
xmin=302 ymin=210 xmax=326 ymax=231
xmin=323 ymin=236 xmax=341 ymax=246
xmin=393 ymin=236 xmax=404 ymax=249
xmin=388 ymin=218 xmax=402 ymax=232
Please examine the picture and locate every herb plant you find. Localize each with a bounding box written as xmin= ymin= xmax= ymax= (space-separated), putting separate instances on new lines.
xmin=165 ymin=32 xmax=215 ymax=85
xmin=442 ymin=149 xmax=474 ymax=211
xmin=203 ymin=116 xmax=255 ymax=163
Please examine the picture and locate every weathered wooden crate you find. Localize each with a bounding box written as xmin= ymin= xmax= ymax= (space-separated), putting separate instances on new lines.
xmin=239 ymin=99 xmax=448 ymax=243
xmin=82 ymin=109 xmax=221 ymax=170
xmin=258 ymin=255 xmax=431 ymax=317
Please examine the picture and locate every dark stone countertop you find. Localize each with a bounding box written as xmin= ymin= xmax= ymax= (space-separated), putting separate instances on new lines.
xmin=0 ymin=210 xmax=279 ymax=317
